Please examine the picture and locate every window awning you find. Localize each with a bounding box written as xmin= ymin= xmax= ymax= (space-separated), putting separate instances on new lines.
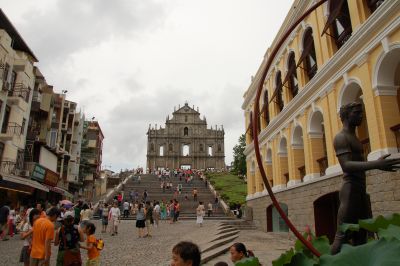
xmin=282 ymin=63 xmax=296 ymax=88
xmin=269 ymin=83 xmax=283 ymax=104
xmin=296 ymin=40 xmax=313 ymax=69
xmin=321 ymin=0 xmax=345 ymax=36
xmin=1 ymin=174 xmax=49 ymax=192
xmin=43 ymin=184 xmax=73 ymax=198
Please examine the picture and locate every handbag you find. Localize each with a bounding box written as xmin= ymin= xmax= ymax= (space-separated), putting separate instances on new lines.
xmin=62 ymin=226 xmax=82 ymax=266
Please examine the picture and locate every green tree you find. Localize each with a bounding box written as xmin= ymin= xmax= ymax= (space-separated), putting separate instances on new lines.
xmin=232 ymin=134 xmax=247 ymax=176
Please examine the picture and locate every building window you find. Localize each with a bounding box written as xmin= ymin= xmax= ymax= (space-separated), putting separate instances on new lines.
xmin=159 ymin=146 xmax=164 ymax=156
xmin=183 ymin=145 xmax=190 ymax=156
xmin=150 ymin=143 xmax=155 ymax=152
xmin=2 ymin=63 xmax=9 ymax=82
xmin=0 ymin=142 xmax=4 ymax=162
xmin=22 ymin=118 xmax=26 ymax=134
xmin=367 ymin=0 xmax=385 ymax=14
xmin=247 ymin=111 xmax=254 ymax=141
xmin=50 ymin=129 xmax=57 ymax=148
xmin=218 ymin=144 xmax=221 ymax=152
xmin=274 ymin=71 xmax=284 ymax=112
xmin=283 ymin=52 xmax=299 ymax=99
xmin=184 ymin=127 xmax=189 ymax=136
xmin=262 ymin=91 xmax=270 ymax=125
xmin=169 ymin=143 xmax=173 ymax=152
xmin=10 ymin=71 xmax=17 ymax=91
xmin=185 ymin=115 xmax=188 ymax=122
xmin=1 ymin=105 xmax=10 ymax=134
xmin=199 ymin=144 xmax=204 ymax=152
xmin=298 ymin=28 xmax=318 ymax=82
xmin=208 ymin=146 xmax=213 ymax=156
xmin=322 ymin=0 xmax=353 ymax=49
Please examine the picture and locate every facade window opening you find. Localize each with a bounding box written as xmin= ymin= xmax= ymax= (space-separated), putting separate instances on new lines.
xmin=275 ymin=71 xmax=284 ymax=112
xmin=185 ymin=115 xmax=188 ymax=122
xmin=150 ymin=143 xmax=155 ymax=152
xmin=184 ymin=127 xmax=189 ymax=136
xmin=159 ymin=146 xmax=164 ymax=156
xmin=298 ymin=28 xmax=318 ymax=81
xmin=169 ymin=143 xmax=173 ymax=152
xmin=263 ymin=90 xmax=270 ymax=125
xmin=218 ymin=144 xmax=221 ymax=152
xmin=199 ymin=144 xmax=204 ymax=152
xmin=367 ymin=0 xmax=385 ymax=14
xmin=283 ymin=52 xmax=299 ymax=99
xmin=322 ymin=0 xmax=352 ymax=49
xmin=208 ymin=146 xmax=213 ymax=156
xmin=183 ymin=145 xmax=190 ymax=156
xmin=248 ymin=111 xmax=254 ymax=141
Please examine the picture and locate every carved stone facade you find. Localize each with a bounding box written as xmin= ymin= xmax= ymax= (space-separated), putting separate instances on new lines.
xmin=146 ymin=103 xmax=225 ymax=170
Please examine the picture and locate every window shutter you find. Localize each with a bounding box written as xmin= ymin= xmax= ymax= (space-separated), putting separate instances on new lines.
xmin=321 ymin=0 xmax=345 ymax=36
xmin=296 ymin=39 xmax=313 ymax=69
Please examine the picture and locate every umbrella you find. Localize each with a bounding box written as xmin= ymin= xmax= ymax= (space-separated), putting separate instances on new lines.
xmin=60 ymin=199 xmax=72 ymax=206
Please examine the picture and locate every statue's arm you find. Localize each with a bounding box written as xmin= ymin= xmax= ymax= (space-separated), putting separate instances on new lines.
xmin=334 ymin=134 xmax=400 ymax=172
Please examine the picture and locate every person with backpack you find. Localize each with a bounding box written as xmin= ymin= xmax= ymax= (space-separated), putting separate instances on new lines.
xmin=55 ymin=214 xmax=84 ymax=266
xmin=80 ymin=222 xmax=101 ymax=266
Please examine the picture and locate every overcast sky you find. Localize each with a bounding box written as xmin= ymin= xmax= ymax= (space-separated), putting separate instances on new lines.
xmin=1 ymin=0 xmax=292 ymax=172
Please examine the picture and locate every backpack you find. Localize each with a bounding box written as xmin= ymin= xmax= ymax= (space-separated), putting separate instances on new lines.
xmin=96 ymin=238 xmax=104 ymax=250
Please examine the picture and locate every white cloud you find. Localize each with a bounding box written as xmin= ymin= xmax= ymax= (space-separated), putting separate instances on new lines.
xmin=0 ymin=0 xmax=293 ymax=171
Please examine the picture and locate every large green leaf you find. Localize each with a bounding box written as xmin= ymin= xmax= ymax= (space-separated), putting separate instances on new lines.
xmin=359 ymin=213 xmax=400 ymax=232
xmin=312 ymin=236 xmax=331 ymax=255
xmin=339 ymin=223 xmax=360 ymax=232
xmin=287 ymin=253 xmax=317 ymax=266
xmin=319 ymin=238 xmax=400 ymax=266
xmin=272 ymin=248 xmax=295 ymax=266
xmin=378 ymin=225 xmax=400 ymax=241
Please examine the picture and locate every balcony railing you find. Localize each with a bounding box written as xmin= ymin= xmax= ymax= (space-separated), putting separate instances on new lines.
xmin=317 ymin=156 xmax=328 ymax=177
xmin=1 ymin=122 xmax=23 ymax=136
xmin=0 ymin=160 xmax=16 ymax=175
xmin=391 ymin=124 xmax=400 ymax=152
xmin=8 ymin=83 xmax=30 ymax=103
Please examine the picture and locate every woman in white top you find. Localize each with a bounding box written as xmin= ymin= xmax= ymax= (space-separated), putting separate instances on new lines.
xmin=196 ymin=202 xmax=205 ymax=227
xmin=80 ymin=203 xmax=92 ymax=228
xmin=20 ymin=209 xmax=40 ymax=266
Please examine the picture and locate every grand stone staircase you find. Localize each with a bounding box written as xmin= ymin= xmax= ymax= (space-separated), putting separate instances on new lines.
xmin=117 ymin=174 xmax=229 ymax=220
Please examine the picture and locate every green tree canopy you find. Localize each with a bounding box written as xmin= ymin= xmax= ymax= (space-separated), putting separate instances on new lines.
xmin=232 ymin=134 xmax=247 ymax=176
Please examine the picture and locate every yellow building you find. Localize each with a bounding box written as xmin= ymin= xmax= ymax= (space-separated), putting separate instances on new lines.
xmin=242 ymin=0 xmax=399 ymax=242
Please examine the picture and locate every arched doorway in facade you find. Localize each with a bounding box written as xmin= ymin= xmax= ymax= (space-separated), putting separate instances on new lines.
xmin=313 ymin=191 xmax=339 ymax=243
xmin=339 ymin=81 xmax=370 ymax=160
xmin=266 ymin=203 xmax=289 ymax=232
xmin=309 ymin=110 xmax=328 ymax=176
xmin=292 ymin=125 xmax=306 ymax=182
xmin=278 ymin=137 xmax=289 ymax=185
xmin=374 ymin=46 xmax=400 ymax=152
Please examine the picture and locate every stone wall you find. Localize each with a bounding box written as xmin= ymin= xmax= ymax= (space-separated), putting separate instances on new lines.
xmin=247 ymin=170 xmax=400 ymax=233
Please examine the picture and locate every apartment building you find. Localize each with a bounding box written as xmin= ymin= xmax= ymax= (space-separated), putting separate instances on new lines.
xmin=80 ymin=120 xmax=104 ymax=200
xmin=0 ymin=10 xmax=50 ymax=205
xmin=243 ymin=0 xmax=399 ymax=243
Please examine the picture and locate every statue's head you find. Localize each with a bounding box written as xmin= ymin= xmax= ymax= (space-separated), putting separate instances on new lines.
xmin=339 ymin=102 xmax=363 ymax=126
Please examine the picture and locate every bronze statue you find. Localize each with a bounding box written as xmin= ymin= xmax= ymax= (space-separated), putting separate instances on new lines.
xmin=331 ymin=102 xmax=400 ymax=254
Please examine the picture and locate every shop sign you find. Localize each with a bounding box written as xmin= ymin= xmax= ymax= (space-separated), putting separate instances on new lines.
xmin=44 ymin=169 xmax=60 ymax=187
xmin=31 ymin=164 xmax=46 ymax=182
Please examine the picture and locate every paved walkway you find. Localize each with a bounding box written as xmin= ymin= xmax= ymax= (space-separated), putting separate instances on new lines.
xmin=0 ymin=219 xmax=220 ymax=266
xmin=0 ymin=219 xmax=293 ymax=265
xmin=204 ymin=230 xmax=293 ymax=266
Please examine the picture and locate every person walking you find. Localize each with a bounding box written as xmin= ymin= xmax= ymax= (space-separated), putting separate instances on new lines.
xmin=30 ymin=207 xmax=60 ymax=266
xmin=54 ymin=214 xmax=84 ymax=266
xmin=80 ymin=204 xmax=92 ymax=229
xmin=109 ymin=202 xmax=120 ymax=236
xmin=73 ymin=201 xmax=83 ymax=225
xmin=174 ymin=200 xmax=180 ymax=222
xmin=207 ymin=202 xmax=213 ymax=217
xmin=196 ymin=202 xmax=205 ymax=227
xmin=213 ymin=196 xmax=219 ymax=211
xmin=160 ymin=200 xmax=167 ymax=221
xmin=135 ymin=203 xmax=146 ymax=238
xmin=123 ymin=200 xmax=130 ymax=218
xmin=143 ymin=190 xmax=148 ymax=202
xmin=100 ymin=203 xmax=109 ymax=233
xmin=144 ymin=202 xmax=153 ymax=237
xmin=153 ymin=201 xmax=160 ymax=228
xmin=20 ymin=209 xmax=40 ymax=266
xmin=192 ymin=188 xmax=198 ymax=202
xmin=169 ymin=200 xmax=175 ymax=224
xmin=0 ymin=202 xmax=10 ymax=241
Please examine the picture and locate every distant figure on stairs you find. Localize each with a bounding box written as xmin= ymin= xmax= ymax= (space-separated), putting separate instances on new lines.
xmin=207 ymin=202 xmax=213 ymax=217
xmin=123 ymin=200 xmax=130 ymax=218
xmin=193 ymin=188 xmax=198 ymax=201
